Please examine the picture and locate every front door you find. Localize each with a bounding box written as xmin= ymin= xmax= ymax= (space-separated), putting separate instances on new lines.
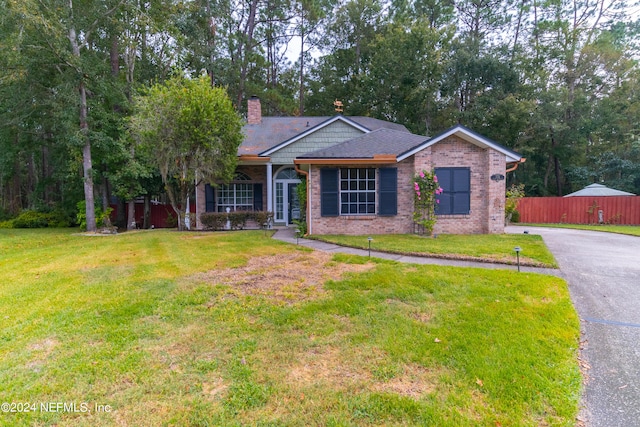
xmin=274 ymin=167 xmax=301 ymax=224
xmin=288 ymin=183 xmax=301 ymax=224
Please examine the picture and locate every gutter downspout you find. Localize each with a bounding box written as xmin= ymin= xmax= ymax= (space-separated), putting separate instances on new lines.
xmin=294 ymin=163 xmax=310 ymax=235
xmin=506 ymin=158 xmax=526 ymax=173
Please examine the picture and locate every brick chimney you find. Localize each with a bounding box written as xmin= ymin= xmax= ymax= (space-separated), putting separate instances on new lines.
xmin=247 ymin=96 xmax=262 ymax=124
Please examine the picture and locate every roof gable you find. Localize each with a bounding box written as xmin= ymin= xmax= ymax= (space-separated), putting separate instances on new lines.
xmin=397 ymin=125 xmax=522 ymax=163
xmin=298 ymin=128 xmax=428 ymax=160
xmin=259 ymin=115 xmax=370 ymax=156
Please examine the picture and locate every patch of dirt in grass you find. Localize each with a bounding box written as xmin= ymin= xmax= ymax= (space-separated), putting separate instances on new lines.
xmin=287 ymin=345 xmax=439 ymax=399
xmin=385 ymin=298 xmax=433 ymax=323
xmin=112 ymin=400 xmax=175 ymax=427
xmin=373 ymin=363 xmax=438 ymax=398
xmin=146 ymin=323 xmax=211 ymax=374
xmin=26 ymin=337 xmax=58 ymax=372
xmin=202 ymin=376 xmax=228 ymax=399
xmin=288 ymin=346 xmax=370 ymax=387
xmin=192 ymin=252 xmax=374 ymax=303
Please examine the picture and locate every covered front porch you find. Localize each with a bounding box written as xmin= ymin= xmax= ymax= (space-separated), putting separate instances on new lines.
xmin=196 ymin=163 xmax=303 ymax=229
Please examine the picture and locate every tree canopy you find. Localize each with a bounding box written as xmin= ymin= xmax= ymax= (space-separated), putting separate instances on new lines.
xmin=1 ymin=0 xmax=639 ymax=226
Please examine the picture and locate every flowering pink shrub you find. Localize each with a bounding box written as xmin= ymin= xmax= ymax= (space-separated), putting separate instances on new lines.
xmin=413 ymin=170 xmax=442 ymax=235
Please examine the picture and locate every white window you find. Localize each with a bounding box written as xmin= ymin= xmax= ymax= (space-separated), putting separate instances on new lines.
xmin=340 ymin=168 xmax=376 ymax=215
xmin=217 ymin=173 xmax=254 ymax=212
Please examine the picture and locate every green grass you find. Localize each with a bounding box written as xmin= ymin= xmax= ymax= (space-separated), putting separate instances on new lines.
xmin=0 ymin=229 xmax=580 ymax=426
xmin=312 ymin=233 xmax=558 ymax=267
xmin=519 ymin=223 xmax=640 ymax=237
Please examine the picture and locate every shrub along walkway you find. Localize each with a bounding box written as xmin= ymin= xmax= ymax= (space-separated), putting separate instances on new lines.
xmin=272 ymin=227 xmax=561 ymax=276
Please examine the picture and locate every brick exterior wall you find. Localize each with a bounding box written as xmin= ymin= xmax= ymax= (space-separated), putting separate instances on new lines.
xmin=308 ymin=160 xmax=415 ymax=235
xmin=307 ymin=135 xmax=507 ymax=235
xmin=426 ymin=136 xmax=506 ymax=234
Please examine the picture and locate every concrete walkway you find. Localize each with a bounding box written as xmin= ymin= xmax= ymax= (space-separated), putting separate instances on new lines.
xmin=272 ymin=227 xmax=560 ymax=275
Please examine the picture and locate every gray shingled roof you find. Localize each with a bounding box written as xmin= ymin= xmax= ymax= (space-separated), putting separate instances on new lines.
xmin=564 ymin=183 xmax=636 ymax=197
xmin=297 ymin=128 xmax=429 ymax=159
xmin=239 ymin=116 xmax=410 ymax=156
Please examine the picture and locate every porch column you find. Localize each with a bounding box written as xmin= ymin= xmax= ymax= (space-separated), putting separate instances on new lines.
xmin=266 ymin=162 xmax=273 ymax=212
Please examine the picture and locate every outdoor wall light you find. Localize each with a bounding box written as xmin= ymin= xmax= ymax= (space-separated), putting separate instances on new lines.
xmin=514 ymin=246 xmax=522 ymax=272
xmin=367 ymin=237 xmax=373 ymax=258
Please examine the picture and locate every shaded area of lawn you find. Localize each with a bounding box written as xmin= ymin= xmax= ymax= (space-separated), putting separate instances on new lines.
xmin=519 ymin=223 xmax=640 ymax=237
xmin=0 ymin=229 xmax=578 ymax=426
xmin=312 ymin=233 xmax=558 ymax=268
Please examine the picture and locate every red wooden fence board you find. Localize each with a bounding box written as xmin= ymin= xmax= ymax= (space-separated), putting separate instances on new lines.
xmin=109 ymin=203 xmax=195 ymax=228
xmin=517 ymin=197 xmax=640 ymax=225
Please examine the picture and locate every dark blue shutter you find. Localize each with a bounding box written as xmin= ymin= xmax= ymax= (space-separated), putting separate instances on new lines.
xmin=205 ymin=184 xmax=215 ymax=212
xmin=452 ymin=168 xmax=470 ymax=214
xmin=378 ymin=168 xmax=397 ymax=216
xmin=253 ymin=183 xmax=263 ymax=211
xmin=320 ymin=168 xmax=339 ymax=216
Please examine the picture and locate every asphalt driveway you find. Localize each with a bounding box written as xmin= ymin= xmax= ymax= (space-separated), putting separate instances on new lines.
xmin=507 ymin=226 xmax=640 ymax=427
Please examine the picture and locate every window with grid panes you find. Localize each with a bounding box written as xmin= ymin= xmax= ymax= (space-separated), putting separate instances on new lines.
xmin=340 ymin=168 xmax=376 ymax=214
xmin=216 ymin=173 xmax=254 ymax=212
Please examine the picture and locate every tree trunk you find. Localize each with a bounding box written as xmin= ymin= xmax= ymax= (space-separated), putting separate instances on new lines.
xmin=116 ymin=197 xmax=126 ymax=227
xmin=164 ymin=184 xmax=183 ymax=231
xmin=206 ymin=0 xmax=216 ymax=87
xmin=143 ymin=195 xmax=151 ymax=229
xmin=80 ymin=81 xmax=97 ymax=232
xmin=42 ymin=143 xmax=52 ymax=206
xmin=127 ymin=200 xmax=136 ymax=230
xmin=554 ymin=154 xmax=562 ymax=196
xmin=236 ymin=0 xmax=259 ymax=107
xmin=110 ymin=34 xmax=119 ymax=76
xmin=11 ymin=135 xmax=22 ymax=214
xmin=68 ymin=13 xmax=97 ymax=232
xmin=27 ymin=153 xmax=37 ymax=209
xmin=299 ymin=13 xmax=305 ymax=115
xmin=102 ymin=175 xmax=110 ymax=211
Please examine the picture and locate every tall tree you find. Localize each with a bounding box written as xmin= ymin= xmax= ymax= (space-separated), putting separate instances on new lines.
xmin=128 ymin=76 xmax=244 ymax=230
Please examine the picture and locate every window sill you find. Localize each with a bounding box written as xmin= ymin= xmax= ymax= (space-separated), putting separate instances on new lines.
xmin=339 ymin=215 xmax=377 ymax=220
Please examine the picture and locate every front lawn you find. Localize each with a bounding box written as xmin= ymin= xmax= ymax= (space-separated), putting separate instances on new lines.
xmin=313 ymin=233 xmax=557 ymax=267
xmin=0 ymin=229 xmax=579 ymax=426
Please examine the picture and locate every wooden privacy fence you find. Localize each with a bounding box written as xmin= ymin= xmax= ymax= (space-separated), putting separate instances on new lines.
xmin=109 ymin=202 xmax=195 ymax=228
xmin=517 ymin=196 xmax=640 ymax=225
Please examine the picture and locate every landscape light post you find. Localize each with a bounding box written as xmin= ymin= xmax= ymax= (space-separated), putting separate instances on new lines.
xmin=514 ymin=246 xmax=521 ymax=272
xmin=368 ymin=237 xmax=373 ymax=258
